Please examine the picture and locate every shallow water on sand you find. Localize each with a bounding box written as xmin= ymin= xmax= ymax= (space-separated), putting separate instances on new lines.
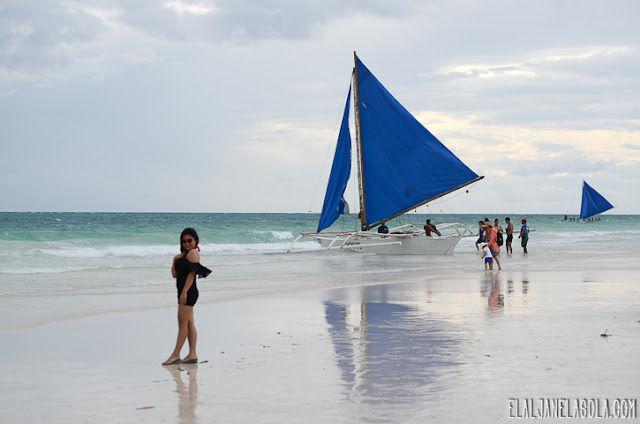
xmin=1 ymin=213 xmax=639 ymax=333
xmin=1 ymin=268 xmax=638 ymax=423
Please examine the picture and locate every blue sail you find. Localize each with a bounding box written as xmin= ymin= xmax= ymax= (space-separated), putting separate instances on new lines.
xmin=355 ymin=57 xmax=482 ymax=229
xmin=580 ymin=180 xmax=613 ymax=220
xmin=317 ymin=87 xmax=352 ymax=233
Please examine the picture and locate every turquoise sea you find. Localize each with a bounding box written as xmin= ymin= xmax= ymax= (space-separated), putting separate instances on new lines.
xmin=1 ymin=212 xmax=639 ymax=333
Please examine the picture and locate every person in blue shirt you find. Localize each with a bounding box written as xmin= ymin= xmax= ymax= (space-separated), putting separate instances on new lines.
xmin=378 ymin=222 xmax=389 ymax=234
xmin=475 ymin=220 xmax=485 ymax=251
xmin=518 ymin=218 xmax=530 ymax=254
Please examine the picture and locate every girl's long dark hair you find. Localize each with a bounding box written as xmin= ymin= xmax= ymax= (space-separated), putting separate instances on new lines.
xmin=180 ymin=228 xmax=200 ymax=252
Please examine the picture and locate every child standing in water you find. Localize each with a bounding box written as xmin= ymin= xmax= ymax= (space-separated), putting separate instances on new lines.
xmin=481 ymin=244 xmax=494 ymax=270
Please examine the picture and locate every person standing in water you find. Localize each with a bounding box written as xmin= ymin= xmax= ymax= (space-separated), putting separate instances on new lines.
xmin=475 ymin=220 xmax=485 ymax=251
xmin=518 ymin=218 xmax=530 ymax=254
xmin=504 ymin=217 xmax=514 ymax=254
xmin=163 ymin=228 xmax=212 ymax=366
xmin=494 ymin=218 xmax=504 ymax=247
xmin=484 ymin=220 xmax=502 ymax=270
xmin=481 ymin=244 xmax=493 ymax=270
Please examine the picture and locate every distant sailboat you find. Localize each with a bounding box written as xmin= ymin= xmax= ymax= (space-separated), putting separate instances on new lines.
xmin=580 ymin=180 xmax=614 ymax=220
xmin=289 ymin=53 xmax=483 ymax=255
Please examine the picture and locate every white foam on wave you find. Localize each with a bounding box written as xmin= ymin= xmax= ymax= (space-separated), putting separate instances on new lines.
xmin=203 ymin=240 xmax=319 ymax=254
xmin=271 ymin=231 xmax=295 ymax=240
xmin=535 ymin=229 xmax=639 ymax=246
xmin=251 ymin=230 xmax=295 ymax=241
xmin=0 ymin=284 xmax=75 ymax=296
xmin=21 ymin=239 xmax=318 ymax=260
xmin=35 ymin=244 xmax=178 ymax=258
xmin=0 ymin=265 xmax=111 ymax=275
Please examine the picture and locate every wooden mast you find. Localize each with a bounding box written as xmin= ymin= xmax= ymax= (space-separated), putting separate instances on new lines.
xmin=352 ymin=51 xmax=367 ymax=231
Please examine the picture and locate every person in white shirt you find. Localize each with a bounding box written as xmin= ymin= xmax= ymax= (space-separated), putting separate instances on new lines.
xmin=481 ymin=244 xmax=493 ymax=270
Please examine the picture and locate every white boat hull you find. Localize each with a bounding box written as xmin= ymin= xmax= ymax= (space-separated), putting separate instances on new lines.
xmin=284 ymin=223 xmax=472 ymax=256
xmin=315 ymin=235 xmax=461 ymax=255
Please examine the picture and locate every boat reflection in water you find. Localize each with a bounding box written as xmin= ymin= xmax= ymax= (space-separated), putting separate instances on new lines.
xmin=323 ymin=286 xmax=463 ymax=411
xmin=322 ymin=274 xmax=534 ymax=410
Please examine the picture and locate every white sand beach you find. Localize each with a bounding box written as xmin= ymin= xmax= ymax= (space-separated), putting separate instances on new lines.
xmin=1 ymin=263 xmax=639 ymax=423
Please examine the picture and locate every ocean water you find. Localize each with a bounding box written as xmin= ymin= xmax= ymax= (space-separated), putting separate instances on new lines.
xmin=1 ymin=212 xmax=639 ymax=333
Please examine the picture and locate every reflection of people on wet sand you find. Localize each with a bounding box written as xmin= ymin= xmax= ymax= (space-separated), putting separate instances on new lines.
xmin=166 ymin=365 xmax=199 ymax=422
xmin=522 ymin=277 xmax=529 ymax=295
xmin=484 ymin=273 xmax=503 ymax=315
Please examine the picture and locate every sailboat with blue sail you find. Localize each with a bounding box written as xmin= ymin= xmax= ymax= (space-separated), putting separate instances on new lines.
xmin=290 ymin=53 xmax=483 ymax=255
xmin=580 ymin=180 xmax=614 ymax=221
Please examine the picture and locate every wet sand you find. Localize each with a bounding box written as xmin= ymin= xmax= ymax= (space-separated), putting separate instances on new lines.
xmin=1 ymin=268 xmax=639 ymax=423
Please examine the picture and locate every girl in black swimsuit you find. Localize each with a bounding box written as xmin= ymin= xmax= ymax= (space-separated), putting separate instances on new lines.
xmin=163 ymin=228 xmax=211 ymax=365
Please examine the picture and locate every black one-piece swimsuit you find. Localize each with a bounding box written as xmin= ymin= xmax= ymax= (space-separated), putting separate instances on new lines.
xmin=175 ymin=254 xmax=212 ymax=306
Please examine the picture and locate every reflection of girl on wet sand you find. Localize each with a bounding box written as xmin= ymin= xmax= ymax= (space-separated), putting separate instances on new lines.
xmin=166 ymin=365 xmax=198 ymax=421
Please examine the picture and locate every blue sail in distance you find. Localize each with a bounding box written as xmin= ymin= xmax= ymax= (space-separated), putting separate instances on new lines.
xmin=580 ymin=180 xmax=614 ymax=220
xmin=317 ymin=87 xmax=352 ymax=232
xmin=355 ymin=56 xmax=481 ymax=229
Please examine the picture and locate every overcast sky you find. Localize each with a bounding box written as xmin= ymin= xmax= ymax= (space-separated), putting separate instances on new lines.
xmin=2 ymin=0 xmax=639 ymax=214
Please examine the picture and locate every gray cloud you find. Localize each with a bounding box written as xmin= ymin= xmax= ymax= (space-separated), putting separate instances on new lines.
xmin=2 ymin=0 xmax=639 ymax=213
xmin=508 ymin=151 xmax=612 ymax=177
xmin=0 ymin=0 xmax=428 ymax=89
xmin=1 ymin=2 xmax=104 ymax=68
xmin=123 ymin=0 xmax=427 ymax=41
